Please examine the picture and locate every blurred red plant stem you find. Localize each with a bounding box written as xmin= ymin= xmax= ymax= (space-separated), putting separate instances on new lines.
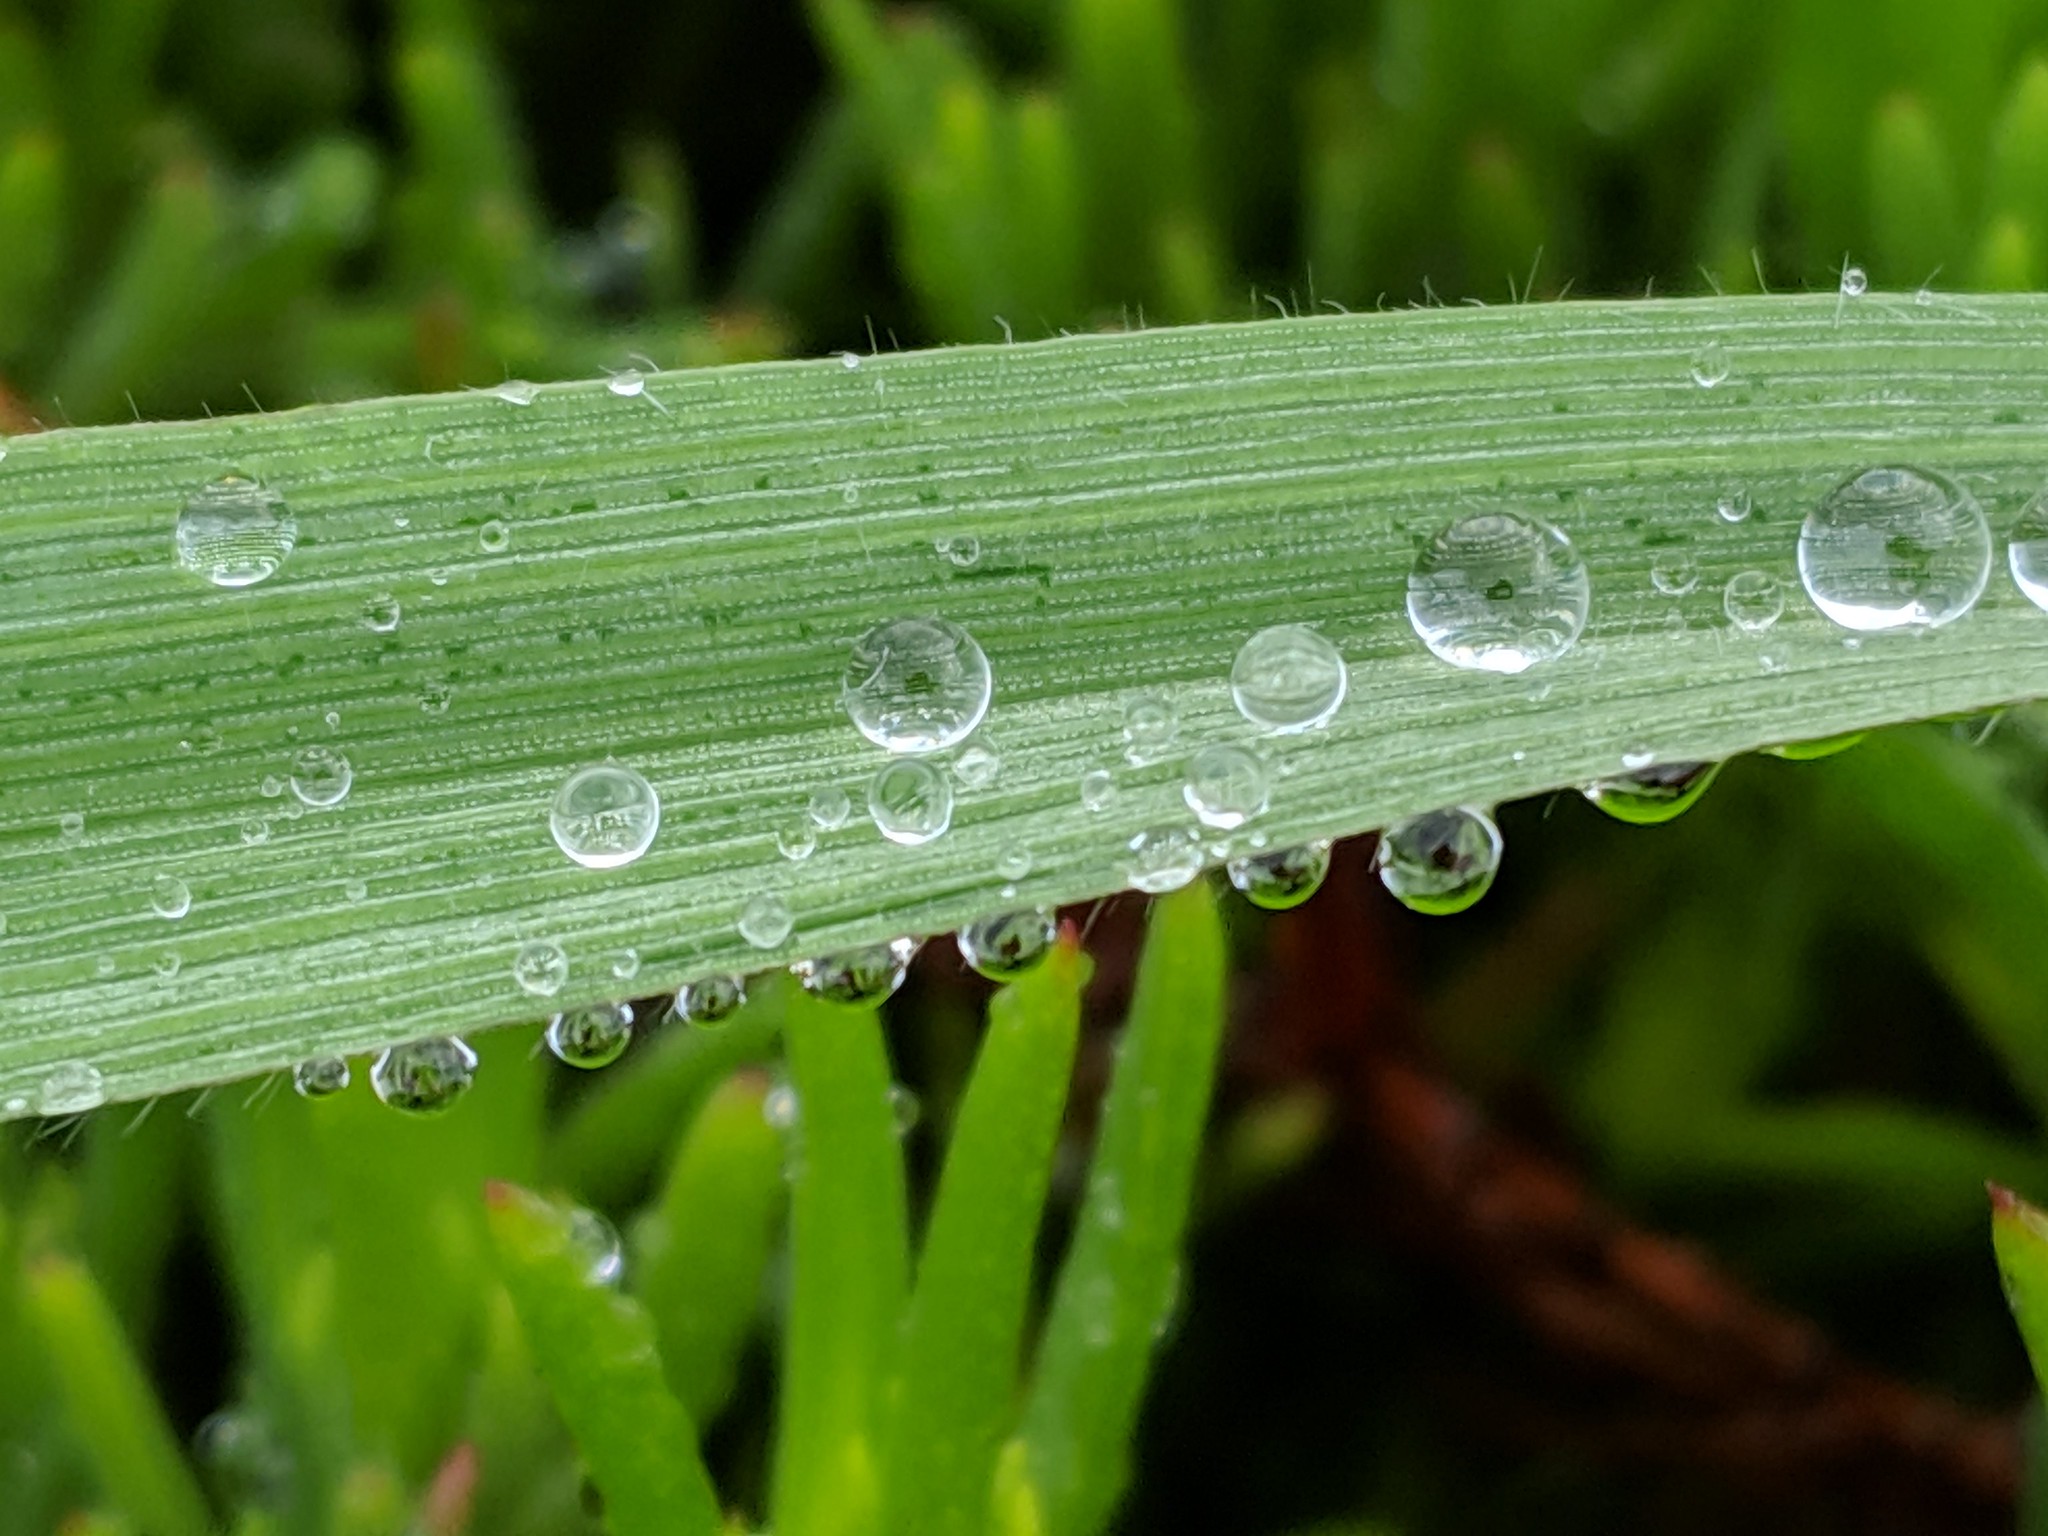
xmin=1239 ymin=840 xmax=2021 ymax=1519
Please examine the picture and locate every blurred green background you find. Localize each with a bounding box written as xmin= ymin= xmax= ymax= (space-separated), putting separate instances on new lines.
xmin=9 ymin=0 xmax=2048 ymax=1532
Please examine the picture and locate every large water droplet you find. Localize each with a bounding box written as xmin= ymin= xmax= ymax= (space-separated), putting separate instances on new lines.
xmin=150 ymin=873 xmax=192 ymax=920
xmin=513 ymin=940 xmax=569 ymax=997
xmin=545 ymin=1002 xmax=634 ymax=1069
xmin=1797 ymin=466 xmax=1990 ymax=631
xmin=1374 ymin=807 xmax=1502 ymax=915
xmin=1407 ymin=513 xmax=1590 ymax=674
xmin=843 ymin=617 xmax=992 ymax=753
xmin=288 ymin=745 xmax=353 ymax=808
xmin=792 ymin=937 xmax=918 ymax=1006
xmin=868 ymin=759 xmax=953 ymax=845
xmin=956 ymin=908 xmax=1057 ymax=979
xmin=674 ymin=973 xmax=746 ymax=1027
xmin=370 ymin=1036 xmax=477 ymax=1114
xmin=1181 ymin=744 xmax=1269 ymax=829
xmin=2010 ymin=492 xmax=2048 ymax=611
xmin=1229 ymin=624 xmax=1347 ymax=733
xmin=174 ymin=476 xmax=297 ymax=588
xmin=738 ymin=893 xmax=793 ymax=949
xmin=292 ymin=1056 xmax=350 ymax=1098
xmin=1581 ymin=760 xmax=1722 ymax=825
xmin=36 ymin=1061 xmax=106 ymax=1115
xmin=1226 ymin=841 xmax=1332 ymax=911
xmin=549 ymin=763 xmax=660 ymax=869
xmin=1722 ymin=571 xmax=1783 ymax=633
xmin=1125 ymin=827 xmax=1203 ymax=894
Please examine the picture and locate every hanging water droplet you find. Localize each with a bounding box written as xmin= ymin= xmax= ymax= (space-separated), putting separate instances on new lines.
xmin=2009 ymin=491 xmax=2048 ymax=611
xmin=606 ymin=368 xmax=646 ymax=398
xmin=792 ymin=937 xmax=918 ymax=1006
xmin=610 ymin=948 xmax=640 ymax=982
xmin=936 ymin=533 xmax=982 ymax=569
xmin=288 ymin=745 xmax=353 ymax=808
xmin=370 ymin=1036 xmax=477 ymax=1114
xmin=1840 ymin=265 xmax=1869 ymax=298
xmin=1229 ymin=625 xmax=1347 ymax=733
xmin=1080 ymin=768 xmax=1117 ymax=811
xmin=1181 ymin=744 xmax=1269 ymax=829
xmin=953 ymin=736 xmax=1002 ymax=789
xmin=1722 ymin=570 xmax=1784 ymax=633
xmin=1226 ymin=841 xmax=1332 ymax=911
xmin=775 ymin=818 xmax=818 ymax=861
xmin=150 ymin=873 xmax=191 ymax=920
xmin=1715 ymin=489 xmax=1753 ymax=524
xmin=58 ymin=812 xmax=84 ymax=845
xmin=567 ymin=1206 xmax=624 ymax=1286
xmin=1688 ymin=341 xmax=1730 ymax=389
xmin=292 ymin=1056 xmax=350 ymax=1098
xmin=843 ymin=617 xmax=992 ymax=753
xmin=479 ymin=518 xmax=510 ymax=553
xmin=1797 ymin=466 xmax=1990 ymax=632
xmin=1125 ymin=826 xmax=1204 ymax=894
xmin=1407 ymin=512 xmax=1590 ymax=674
xmin=549 ymin=763 xmax=660 ymax=869
xmin=1121 ymin=692 xmax=1180 ymax=763
xmin=489 ymin=379 xmax=539 ymax=405
xmin=675 ymin=973 xmax=746 ymax=1027
xmin=545 ymin=1002 xmax=634 ymax=1070
xmin=174 ymin=475 xmax=297 ymax=588
xmin=808 ymin=786 xmax=852 ymax=830
xmin=513 ymin=939 xmax=569 ymax=997
xmin=1374 ymin=807 xmax=1502 ymax=915
xmin=738 ymin=893 xmax=794 ymax=949
xmin=1649 ymin=549 xmax=1699 ymax=596
xmin=362 ymin=594 xmax=401 ymax=634
xmin=957 ymin=908 xmax=1057 ymax=979
xmin=1581 ymin=760 xmax=1722 ymax=825
xmin=35 ymin=1061 xmax=105 ymax=1115
xmin=868 ymin=759 xmax=953 ymax=845
xmin=889 ymin=1084 xmax=922 ymax=1137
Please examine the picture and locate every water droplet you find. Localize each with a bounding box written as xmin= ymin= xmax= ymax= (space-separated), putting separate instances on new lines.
xmin=567 ymin=1206 xmax=624 ymax=1286
xmin=808 ymin=786 xmax=852 ymax=830
xmin=738 ymin=893 xmax=794 ymax=949
xmin=513 ymin=939 xmax=569 ymax=997
xmin=1226 ymin=841 xmax=1332 ymax=911
xmin=370 ymin=1036 xmax=477 ymax=1114
xmin=1840 ymin=265 xmax=1869 ymax=298
xmin=843 ymin=617 xmax=992 ymax=753
xmin=419 ymin=681 xmax=453 ymax=713
xmin=1121 ymin=693 xmax=1180 ymax=763
xmin=1581 ymin=761 xmax=1722 ymax=825
xmin=839 ymin=351 xmax=862 ymax=370
xmin=545 ymin=1002 xmax=634 ymax=1069
xmin=1688 ymin=341 xmax=1730 ymax=389
xmin=1080 ymin=768 xmax=1117 ymax=812
xmin=953 ymin=736 xmax=1002 ymax=789
xmin=194 ymin=1408 xmax=293 ymax=1505
xmin=1722 ymin=570 xmax=1784 ymax=633
xmin=343 ymin=878 xmax=368 ymax=902
xmin=1649 ymin=549 xmax=1699 ymax=596
xmin=1374 ymin=807 xmax=1502 ymax=915
xmin=957 ymin=908 xmax=1057 ymax=978
xmin=1181 ymin=744 xmax=1269 ymax=829
xmin=288 ymin=745 xmax=353 ymax=808
xmin=174 ymin=476 xmax=297 ymax=587
xmin=58 ymin=812 xmax=84 ymax=845
xmin=776 ymin=819 xmax=818 ymax=861
xmin=996 ymin=845 xmax=1033 ymax=882
xmin=1797 ymin=466 xmax=1991 ymax=632
xmin=549 ymin=763 xmax=660 ymax=869
xmin=35 ymin=1061 xmax=105 ymax=1115
xmin=610 ymin=948 xmax=640 ymax=982
xmin=489 ymin=379 xmax=539 ymax=405
xmin=363 ymin=594 xmax=401 ymax=634
xmin=763 ymin=1081 xmax=799 ymax=1128
xmin=479 ymin=518 xmax=510 ymax=553
xmin=150 ymin=873 xmax=191 ymax=920
xmin=792 ymin=938 xmax=918 ymax=1006
xmin=259 ymin=774 xmax=284 ymax=799
xmin=890 ymin=1084 xmax=922 ymax=1137
xmin=1229 ymin=625 xmax=1347 ymax=733
xmin=93 ymin=955 xmax=116 ymax=978
xmin=1715 ymin=489 xmax=1753 ymax=524
xmin=323 ymin=710 xmax=340 ymax=731
xmin=152 ymin=951 xmax=181 ymax=981
xmin=1124 ymin=827 xmax=1204 ymax=894
xmin=606 ymin=368 xmax=645 ymax=398
xmin=936 ymin=533 xmax=982 ymax=569
xmin=1407 ymin=512 xmax=1590 ymax=674
xmin=868 ymin=759 xmax=954 ymax=845
xmin=292 ymin=1057 xmax=350 ymax=1098
xmin=675 ymin=973 xmax=746 ymax=1027
xmin=2010 ymin=492 xmax=2048 ymax=611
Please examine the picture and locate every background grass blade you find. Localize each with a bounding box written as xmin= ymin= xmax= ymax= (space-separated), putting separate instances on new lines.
xmin=13 ymin=296 xmax=2048 ymax=1113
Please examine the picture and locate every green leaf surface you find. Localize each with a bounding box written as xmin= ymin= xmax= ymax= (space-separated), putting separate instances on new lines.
xmin=12 ymin=296 xmax=2048 ymax=1113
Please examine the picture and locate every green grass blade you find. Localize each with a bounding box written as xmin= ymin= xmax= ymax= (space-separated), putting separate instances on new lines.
xmin=1995 ymin=1184 xmax=2048 ymax=1399
xmin=1005 ymin=883 xmax=1226 ymax=1536
xmin=483 ymin=1180 xmax=722 ymax=1536
xmin=879 ymin=933 xmax=1086 ymax=1536
xmin=16 ymin=296 xmax=2048 ymax=1112
xmin=22 ymin=1252 xmax=213 ymax=1536
xmin=773 ymin=991 xmax=910 ymax=1536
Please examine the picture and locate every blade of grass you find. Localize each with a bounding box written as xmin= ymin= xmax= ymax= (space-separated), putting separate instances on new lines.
xmin=879 ymin=932 xmax=1087 ymax=1536
xmin=15 ymin=296 xmax=2048 ymax=1111
xmin=1995 ymin=1184 xmax=2048 ymax=1399
xmin=484 ymin=1180 xmax=721 ymax=1536
xmin=1002 ymin=883 xmax=1225 ymax=1536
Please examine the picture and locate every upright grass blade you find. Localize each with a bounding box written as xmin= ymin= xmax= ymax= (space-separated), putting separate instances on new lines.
xmin=1994 ymin=1184 xmax=2048 ymax=1398
xmin=879 ymin=933 xmax=1088 ymax=1536
xmin=773 ymin=992 xmax=910 ymax=1536
xmin=1003 ymin=883 xmax=1226 ymax=1536
xmin=12 ymin=296 xmax=2048 ymax=1113
xmin=483 ymin=1181 xmax=721 ymax=1536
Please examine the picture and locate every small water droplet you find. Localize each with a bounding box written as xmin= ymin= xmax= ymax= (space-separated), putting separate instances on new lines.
xmin=606 ymin=368 xmax=646 ymax=398
xmin=839 ymin=351 xmax=862 ymax=370
xmin=323 ymin=710 xmax=341 ymax=731
xmin=513 ymin=940 xmax=569 ymax=997
xmin=1079 ymin=768 xmax=1117 ymax=812
xmin=343 ymin=878 xmax=368 ymax=902
xmin=1840 ymin=265 xmax=1869 ymax=298
xmin=36 ymin=1061 xmax=106 ymax=1115
xmin=1688 ymin=341 xmax=1730 ymax=389
xmin=889 ymin=1084 xmax=921 ymax=1137
xmin=937 ymin=533 xmax=982 ymax=569
xmin=776 ymin=819 xmax=818 ymax=861
xmin=1227 ymin=841 xmax=1332 ymax=911
xmin=567 ymin=1206 xmax=624 ymax=1286
xmin=1715 ymin=489 xmax=1753 ymax=524
xmin=292 ymin=1056 xmax=350 ymax=1098
xmin=428 ymin=569 xmax=451 ymax=587
xmin=792 ymin=938 xmax=918 ymax=1006
xmin=175 ymin=475 xmax=297 ymax=587
xmin=957 ymin=908 xmax=1057 ymax=979
xmin=610 ymin=948 xmax=640 ymax=982
xmin=1798 ymin=465 xmax=1990 ymax=632
xmin=479 ymin=518 xmax=510 ymax=553
xmin=152 ymin=951 xmax=181 ymax=981
xmin=419 ymin=681 xmax=454 ymax=713
xmin=150 ymin=873 xmax=191 ymax=920
xmin=868 ymin=759 xmax=954 ymax=845
xmin=288 ymin=745 xmax=353 ymax=808
xmin=996 ymin=845 xmax=1033 ymax=882
xmin=953 ymin=736 xmax=1002 ymax=789
xmin=1649 ymin=549 xmax=1699 ymax=596
xmin=58 ymin=812 xmax=84 ymax=845
xmin=763 ymin=1081 xmax=800 ymax=1128
xmin=1181 ymin=744 xmax=1269 ymax=829
xmin=1407 ymin=512 xmax=1590 ymax=674
xmin=1121 ymin=693 xmax=1180 ymax=764
xmin=674 ymin=973 xmax=746 ymax=1027
xmin=545 ymin=1001 xmax=635 ymax=1069
xmin=489 ymin=379 xmax=539 ymax=405
xmin=738 ymin=893 xmax=794 ymax=949
xmin=1722 ymin=570 xmax=1784 ymax=633
xmin=363 ymin=594 xmax=401 ymax=634
xmin=808 ymin=786 xmax=852 ymax=830
xmin=1582 ymin=760 xmax=1722 ymax=825
xmin=370 ymin=1036 xmax=477 ymax=1114
xmin=843 ymin=617 xmax=992 ymax=753
xmin=1124 ymin=826 xmax=1204 ymax=894
xmin=1229 ymin=625 xmax=1347 ymax=733
xmin=1374 ymin=807 xmax=1502 ymax=915
xmin=549 ymin=763 xmax=660 ymax=869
